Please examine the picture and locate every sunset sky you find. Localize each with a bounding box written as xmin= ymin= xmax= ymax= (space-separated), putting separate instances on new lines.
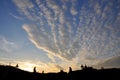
xmin=0 ymin=0 xmax=120 ymax=73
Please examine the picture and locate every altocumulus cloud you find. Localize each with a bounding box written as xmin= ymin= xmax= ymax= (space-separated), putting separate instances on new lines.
xmin=13 ymin=0 xmax=120 ymax=66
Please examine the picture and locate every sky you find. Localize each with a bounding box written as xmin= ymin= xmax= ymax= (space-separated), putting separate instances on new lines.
xmin=0 ymin=0 xmax=120 ymax=73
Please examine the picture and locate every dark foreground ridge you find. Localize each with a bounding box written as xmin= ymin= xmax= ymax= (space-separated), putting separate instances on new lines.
xmin=0 ymin=65 xmax=120 ymax=80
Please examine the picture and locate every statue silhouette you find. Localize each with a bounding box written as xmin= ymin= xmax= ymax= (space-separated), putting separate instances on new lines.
xmin=33 ymin=67 xmax=36 ymax=73
xmin=16 ymin=64 xmax=19 ymax=68
xmin=69 ymin=67 xmax=72 ymax=73
xmin=42 ymin=70 xmax=44 ymax=73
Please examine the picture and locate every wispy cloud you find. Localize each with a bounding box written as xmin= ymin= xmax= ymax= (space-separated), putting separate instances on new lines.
xmin=13 ymin=0 xmax=120 ymax=68
xmin=0 ymin=36 xmax=17 ymax=53
xmin=94 ymin=56 xmax=120 ymax=69
xmin=9 ymin=13 xmax=23 ymax=20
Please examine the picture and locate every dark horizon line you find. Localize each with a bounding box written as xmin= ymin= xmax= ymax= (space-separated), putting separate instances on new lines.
xmin=0 ymin=64 xmax=119 ymax=73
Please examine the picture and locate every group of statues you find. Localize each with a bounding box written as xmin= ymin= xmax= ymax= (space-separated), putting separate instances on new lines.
xmin=14 ymin=64 xmax=93 ymax=73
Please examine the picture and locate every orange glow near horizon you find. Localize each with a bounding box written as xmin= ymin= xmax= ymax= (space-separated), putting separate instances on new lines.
xmin=20 ymin=62 xmax=37 ymax=72
xmin=19 ymin=62 xmax=59 ymax=73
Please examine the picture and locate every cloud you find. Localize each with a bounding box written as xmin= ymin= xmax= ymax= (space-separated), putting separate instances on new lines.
xmin=55 ymin=64 xmax=64 ymax=71
xmin=70 ymin=8 xmax=78 ymax=16
xmin=70 ymin=0 xmax=78 ymax=15
xmin=13 ymin=0 xmax=120 ymax=68
xmin=0 ymin=36 xmax=17 ymax=53
xmin=22 ymin=24 xmax=68 ymax=61
xmin=12 ymin=0 xmax=37 ymax=21
xmin=47 ymin=54 xmax=56 ymax=62
xmin=10 ymin=13 xmax=23 ymax=20
xmin=93 ymin=56 xmax=120 ymax=68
